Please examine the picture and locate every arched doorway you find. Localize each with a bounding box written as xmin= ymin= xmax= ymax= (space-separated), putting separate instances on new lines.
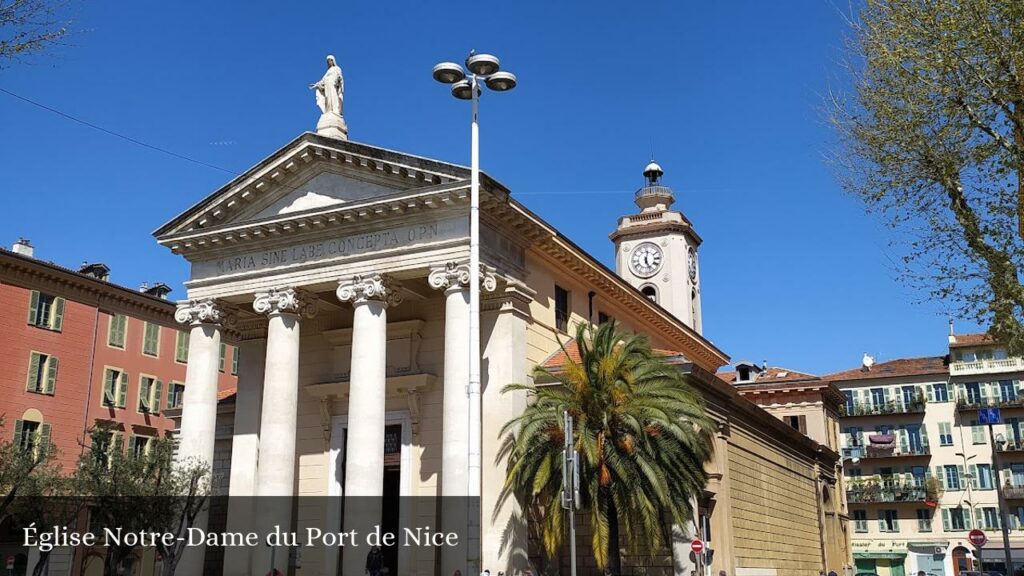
xmin=952 ymin=546 xmax=974 ymax=576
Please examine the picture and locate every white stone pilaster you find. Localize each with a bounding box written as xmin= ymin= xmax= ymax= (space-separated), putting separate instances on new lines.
xmin=337 ymin=273 xmax=401 ymax=576
xmin=173 ymin=298 xmax=234 ymax=576
xmin=251 ymin=288 xmax=317 ymax=573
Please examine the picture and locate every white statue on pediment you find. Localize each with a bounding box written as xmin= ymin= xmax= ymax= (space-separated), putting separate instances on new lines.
xmin=310 ymin=54 xmax=348 ymax=140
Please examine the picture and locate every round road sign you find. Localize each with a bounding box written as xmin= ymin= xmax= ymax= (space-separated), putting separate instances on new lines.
xmin=969 ymin=528 xmax=988 ymax=548
xmin=691 ymin=539 xmax=704 ymax=555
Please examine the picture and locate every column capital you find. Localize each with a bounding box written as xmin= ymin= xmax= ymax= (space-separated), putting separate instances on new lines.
xmin=253 ymin=287 xmax=318 ymax=318
xmin=174 ymin=298 xmax=236 ymax=327
xmin=337 ymin=273 xmax=402 ymax=307
xmin=428 ymin=261 xmax=498 ymax=292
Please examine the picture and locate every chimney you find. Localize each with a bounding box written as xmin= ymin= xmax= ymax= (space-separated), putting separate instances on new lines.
xmin=12 ymin=238 xmax=33 ymax=258
xmin=948 ymin=318 xmax=957 ymax=345
xmin=142 ymin=282 xmax=172 ymax=299
xmin=78 ymin=262 xmax=111 ymax=281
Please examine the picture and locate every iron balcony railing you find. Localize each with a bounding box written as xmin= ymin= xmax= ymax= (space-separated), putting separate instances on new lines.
xmin=846 ymin=481 xmax=934 ymax=503
xmin=956 ymin=396 xmax=1024 ymax=411
xmin=840 ymin=400 xmax=927 ymax=417
xmin=1004 ymin=484 xmax=1024 ymax=500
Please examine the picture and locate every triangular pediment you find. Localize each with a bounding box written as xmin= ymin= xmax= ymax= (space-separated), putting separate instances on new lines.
xmin=154 ymin=133 xmax=475 ymax=239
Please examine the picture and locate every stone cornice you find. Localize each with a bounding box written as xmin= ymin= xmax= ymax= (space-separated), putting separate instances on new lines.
xmin=482 ymin=196 xmax=729 ymax=372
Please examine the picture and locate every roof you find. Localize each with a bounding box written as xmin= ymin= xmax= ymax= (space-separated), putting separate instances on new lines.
xmin=218 ymin=387 xmax=237 ymax=403
xmin=539 ymin=340 xmax=689 ymax=372
xmin=719 ymin=366 xmax=821 ymax=385
xmin=950 ymin=332 xmax=996 ymax=349
xmin=823 ymin=356 xmax=949 ymax=382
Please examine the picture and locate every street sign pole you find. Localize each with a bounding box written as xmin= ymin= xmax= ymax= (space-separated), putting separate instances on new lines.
xmin=562 ymin=411 xmax=579 ymax=576
xmin=691 ymin=539 xmax=705 ymax=576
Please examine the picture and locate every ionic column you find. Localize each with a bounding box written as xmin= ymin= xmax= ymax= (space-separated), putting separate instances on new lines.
xmin=251 ymin=288 xmax=317 ymax=574
xmin=173 ymin=298 xmax=234 ymax=576
xmin=337 ymin=273 xmax=401 ymax=576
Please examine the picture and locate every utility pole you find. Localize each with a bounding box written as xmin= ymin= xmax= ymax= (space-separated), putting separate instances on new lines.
xmin=984 ymin=407 xmax=1014 ymax=575
xmin=562 ymin=411 xmax=580 ymax=576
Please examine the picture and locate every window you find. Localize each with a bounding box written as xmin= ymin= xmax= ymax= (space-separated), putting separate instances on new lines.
xmin=102 ymin=368 xmax=128 ymax=408
xmin=844 ymin=391 xmax=855 ymax=415
xmin=911 ymin=466 xmax=927 ymax=488
xmin=849 ymin=467 xmax=862 ymax=478
xmin=948 ymin=508 xmax=968 ymax=531
xmin=958 ymin=351 xmax=977 ymax=363
xmin=231 ymin=347 xmax=239 ymax=376
xmin=137 ymin=376 xmax=162 ymax=414
xmin=977 ymin=464 xmax=994 ymax=490
xmin=175 ymin=331 xmax=189 ymax=363
xmin=846 ymin=427 xmax=863 ymax=447
xmin=944 ymin=465 xmax=961 ymax=490
xmin=1001 ymin=380 xmax=1017 ymax=402
xmin=917 ymin=509 xmax=932 ymax=532
xmin=25 ymin=351 xmax=58 ymax=395
xmin=906 ymin=425 xmax=924 ymax=453
xmin=995 ymin=348 xmax=1009 ymax=360
xmin=13 ymin=419 xmax=50 ymax=461
xmin=128 ymin=435 xmax=151 ymax=459
xmin=965 ymin=382 xmax=982 ymax=404
xmin=902 ymin=386 xmax=917 ymax=407
xmin=1013 ymin=463 xmax=1024 ymax=487
xmin=554 ymin=285 xmax=569 ymax=332
xmin=971 ymin=420 xmax=987 ymax=445
xmin=27 ymin=291 xmax=64 ymax=331
xmin=92 ymin=431 xmax=122 ymax=468
xmin=142 ymin=322 xmax=160 ymax=357
xmin=939 ymin=422 xmax=954 ymax=446
xmin=640 ymin=285 xmax=657 ymax=302
xmin=107 ymin=314 xmax=127 ymax=348
xmin=934 ymin=383 xmax=949 ymax=402
xmin=168 ymin=383 xmax=185 ymax=409
xmin=853 ymin=510 xmax=868 ymax=533
xmin=879 ymin=509 xmax=899 ymax=532
xmin=784 ymin=415 xmax=806 ymax=434
xmin=870 ymin=388 xmax=886 ymax=406
xmin=219 ymin=343 xmax=227 ymax=372
xmin=981 ymin=507 xmax=1001 ymax=530
xmin=597 ymin=311 xmax=610 ymax=325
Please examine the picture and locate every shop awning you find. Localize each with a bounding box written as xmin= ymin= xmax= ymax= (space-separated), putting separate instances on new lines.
xmin=854 ymin=551 xmax=907 ymax=560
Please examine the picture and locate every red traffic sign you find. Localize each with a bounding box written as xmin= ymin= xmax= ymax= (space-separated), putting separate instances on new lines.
xmin=691 ymin=539 xmax=705 ymax=554
xmin=969 ymin=528 xmax=988 ymax=548
xmin=5 ymin=556 xmax=13 ymax=570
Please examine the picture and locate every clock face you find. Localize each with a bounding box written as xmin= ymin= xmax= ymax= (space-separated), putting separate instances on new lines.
xmin=688 ymin=247 xmax=698 ymax=281
xmin=630 ymin=242 xmax=663 ymax=278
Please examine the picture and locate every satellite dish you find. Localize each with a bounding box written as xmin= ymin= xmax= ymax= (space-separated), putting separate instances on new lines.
xmin=862 ymin=353 xmax=875 ymax=370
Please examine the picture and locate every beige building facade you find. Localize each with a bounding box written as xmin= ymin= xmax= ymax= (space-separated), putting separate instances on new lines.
xmin=156 ymin=127 xmax=848 ymax=576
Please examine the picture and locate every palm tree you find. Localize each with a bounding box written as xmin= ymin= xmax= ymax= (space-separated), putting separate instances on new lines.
xmin=500 ymin=320 xmax=715 ymax=575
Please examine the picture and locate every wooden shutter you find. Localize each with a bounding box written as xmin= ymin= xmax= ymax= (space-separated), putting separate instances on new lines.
xmin=970 ymin=464 xmax=979 ymax=489
xmin=27 ymin=291 xmax=40 ymax=325
xmin=51 ymin=297 xmax=65 ymax=331
xmin=103 ymin=371 xmax=114 ymax=405
xmin=152 ymin=380 xmax=162 ymax=414
xmin=26 ymin=352 xmax=41 ymax=392
xmin=973 ymin=422 xmax=985 ymax=444
xmin=957 ymin=465 xmax=966 ymax=489
xmin=37 ymin=424 xmax=51 ymax=461
xmin=942 ymin=509 xmax=951 ymax=531
xmin=176 ymin=332 xmax=189 ymax=362
xmin=13 ymin=419 xmax=25 ymax=450
xmin=898 ymin=425 xmax=908 ymax=452
xmin=44 ymin=356 xmax=58 ymax=394
xmin=797 ymin=415 xmax=807 ymax=434
xmin=877 ymin=509 xmax=885 ymax=531
xmin=891 ymin=512 xmax=899 ymax=532
xmin=926 ymin=384 xmax=935 ymax=402
xmin=127 ymin=436 xmax=138 ymax=458
xmin=117 ymin=372 xmax=128 ymax=407
xmin=936 ymin=466 xmax=945 ymax=489
xmin=139 ymin=378 xmax=151 ymax=412
xmin=965 ymin=507 xmax=974 ymax=529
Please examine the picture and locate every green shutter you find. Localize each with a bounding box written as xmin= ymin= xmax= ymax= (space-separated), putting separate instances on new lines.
xmin=139 ymin=378 xmax=151 ymax=411
xmin=27 ymin=352 xmax=41 ymax=392
xmin=878 ymin=509 xmax=885 ymax=531
xmin=109 ymin=315 xmax=126 ymax=347
xmin=965 ymin=507 xmax=973 ymax=529
xmin=152 ymin=380 xmax=162 ymax=414
xmin=899 ymin=426 xmax=908 ymax=452
xmin=970 ymin=464 xmax=979 ymax=489
xmin=232 ymin=348 xmax=239 ymax=375
xmin=27 ymin=291 xmax=39 ymax=325
xmin=13 ymin=419 xmax=25 ymax=449
xmin=51 ymin=297 xmax=64 ymax=331
xmin=37 ymin=424 xmax=51 ymax=461
xmin=44 ymin=356 xmax=58 ymax=394
xmin=117 ymin=372 xmax=128 ymax=407
xmin=127 ymin=436 xmax=137 ymax=458
xmin=219 ymin=342 xmax=226 ymax=371
xmin=957 ymin=465 xmax=966 ymax=489
xmin=175 ymin=331 xmax=189 ymax=363
xmin=936 ymin=466 xmax=945 ymax=489
xmin=926 ymin=384 xmax=935 ymax=402
xmin=942 ymin=509 xmax=951 ymax=531
xmin=973 ymin=423 xmax=986 ymax=444
xmin=892 ymin=513 xmax=899 ymax=532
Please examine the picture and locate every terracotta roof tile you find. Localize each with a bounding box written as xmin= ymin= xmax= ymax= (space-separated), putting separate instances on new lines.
xmin=218 ymin=387 xmax=237 ymax=402
xmin=950 ymin=332 xmax=996 ymax=348
xmin=823 ymin=356 xmax=948 ymax=382
xmin=718 ymin=367 xmax=820 ymax=385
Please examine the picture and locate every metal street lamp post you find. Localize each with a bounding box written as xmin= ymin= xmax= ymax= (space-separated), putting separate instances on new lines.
xmin=432 ymin=52 xmax=517 ymax=576
xmin=991 ymin=429 xmax=1014 ymax=576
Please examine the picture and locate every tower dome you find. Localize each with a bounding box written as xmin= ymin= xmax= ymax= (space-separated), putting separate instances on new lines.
xmin=634 ymin=160 xmax=674 ymax=211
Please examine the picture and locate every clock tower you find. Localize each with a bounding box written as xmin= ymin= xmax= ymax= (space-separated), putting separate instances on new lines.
xmin=610 ymin=161 xmax=703 ymax=333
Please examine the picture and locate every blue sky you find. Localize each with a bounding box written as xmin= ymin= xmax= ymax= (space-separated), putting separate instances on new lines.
xmin=0 ymin=0 xmax=975 ymax=375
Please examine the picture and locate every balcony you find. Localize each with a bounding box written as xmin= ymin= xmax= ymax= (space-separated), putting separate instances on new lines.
xmin=846 ymin=480 xmax=936 ymax=504
xmin=853 ymin=444 xmax=930 ymax=460
xmin=1004 ymin=484 xmax=1024 ymax=500
xmin=840 ymin=400 xmax=927 ymax=417
xmin=998 ymin=439 xmax=1024 ymax=453
xmin=950 ymin=357 xmax=1024 ymax=377
xmin=956 ymin=396 xmax=1024 ymax=412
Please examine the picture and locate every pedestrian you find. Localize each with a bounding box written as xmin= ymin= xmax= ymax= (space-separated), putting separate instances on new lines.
xmin=366 ymin=545 xmax=383 ymax=576
xmin=719 ymin=571 xmax=728 ymax=576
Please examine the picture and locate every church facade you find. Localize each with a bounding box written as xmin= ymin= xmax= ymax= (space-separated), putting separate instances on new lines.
xmin=156 ymin=122 xmax=849 ymax=575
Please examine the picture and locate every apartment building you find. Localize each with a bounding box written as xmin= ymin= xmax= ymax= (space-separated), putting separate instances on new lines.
xmin=0 ymin=240 xmax=237 ymax=576
xmin=831 ymin=331 xmax=1024 ymax=576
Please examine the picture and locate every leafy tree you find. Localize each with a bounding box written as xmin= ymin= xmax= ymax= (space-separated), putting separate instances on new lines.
xmin=0 ymin=416 xmax=59 ymax=519
xmin=0 ymin=0 xmax=71 ymax=66
xmin=830 ymin=0 xmax=1024 ymax=352
xmin=500 ymin=321 xmax=715 ymax=575
xmin=9 ymin=466 xmax=83 ymax=576
xmin=77 ymin=431 xmax=211 ymax=576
